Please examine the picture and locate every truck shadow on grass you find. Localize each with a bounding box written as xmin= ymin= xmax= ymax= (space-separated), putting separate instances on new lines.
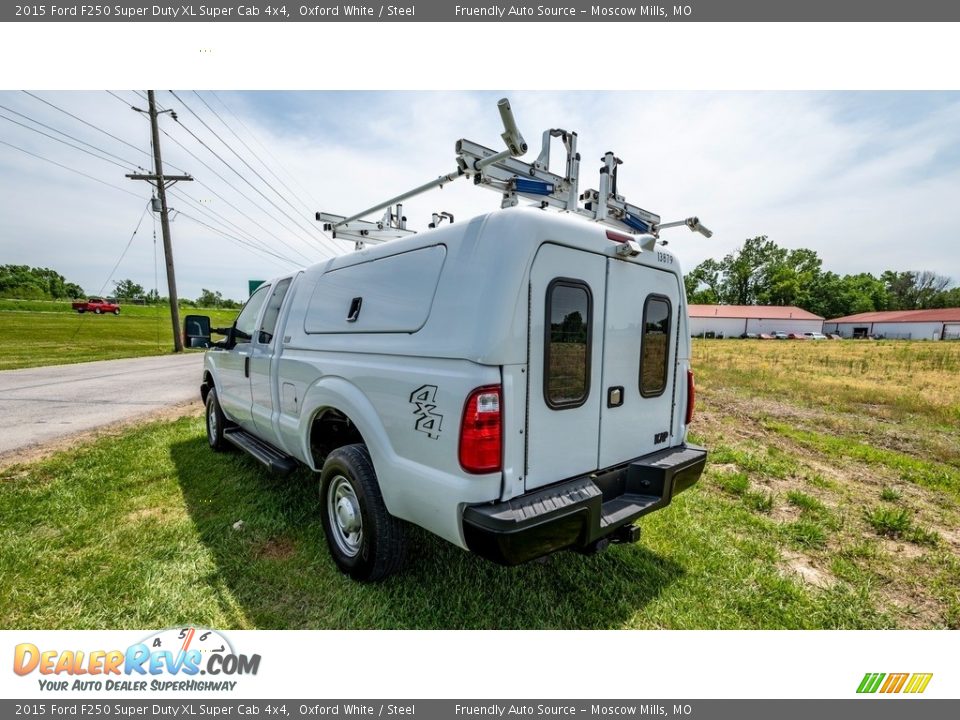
xmin=170 ymin=437 xmax=684 ymax=629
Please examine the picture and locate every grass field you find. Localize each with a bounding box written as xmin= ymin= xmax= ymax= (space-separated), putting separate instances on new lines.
xmin=0 ymin=339 xmax=958 ymax=629
xmin=0 ymin=299 xmax=240 ymax=370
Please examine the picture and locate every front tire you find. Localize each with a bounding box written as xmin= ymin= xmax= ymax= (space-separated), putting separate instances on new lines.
xmin=113 ymin=308 xmax=120 ymax=315
xmin=205 ymin=388 xmax=228 ymax=451
xmin=320 ymin=444 xmax=406 ymax=581
xmin=94 ymin=308 xmax=102 ymax=315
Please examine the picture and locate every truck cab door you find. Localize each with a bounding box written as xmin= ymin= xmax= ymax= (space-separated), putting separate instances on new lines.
xmin=250 ymin=277 xmax=293 ymax=440
xmin=216 ymin=282 xmax=271 ymax=429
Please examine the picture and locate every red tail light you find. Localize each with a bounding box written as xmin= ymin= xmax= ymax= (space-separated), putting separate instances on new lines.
xmin=459 ymin=385 xmax=502 ymax=474
xmin=685 ymin=369 xmax=696 ymax=425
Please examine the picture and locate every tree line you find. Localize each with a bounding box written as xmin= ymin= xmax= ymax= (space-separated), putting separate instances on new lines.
xmin=0 ymin=265 xmax=242 ymax=309
xmin=683 ymin=236 xmax=960 ymax=319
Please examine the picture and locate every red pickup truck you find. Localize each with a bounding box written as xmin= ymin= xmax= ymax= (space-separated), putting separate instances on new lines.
xmin=72 ymin=297 xmax=121 ymax=315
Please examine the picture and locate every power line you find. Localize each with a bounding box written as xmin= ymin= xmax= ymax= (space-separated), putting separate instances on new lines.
xmin=195 ymin=90 xmax=317 ymax=218
xmin=0 ymin=138 xmax=142 ymax=198
xmin=168 ymin=90 xmax=345 ymax=258
xmin=210 ymin=90 xmax=322 ymax=213
xmin=104 ymin=90 xmax=194 ymax=177
xmin=96 ymin=200 xmax=153 ymax=296
xmin=23 ymin=90 xmax=155 ymax=163
xmin=168 ymin=186 xmax=304 ymax=266
xmin=176 ymin=210 xmax=301 ymax=270
xmin=158 ymin=124 xmax=318 ymax=264
xmin=71 ymin=200 xmax=153 ymax=342
xmin=0 ymin=109 xmax=139 ymax=171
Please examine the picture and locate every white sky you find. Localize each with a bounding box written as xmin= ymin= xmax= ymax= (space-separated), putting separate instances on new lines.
xmin=1 ymin=90 xmax=958 ymax=300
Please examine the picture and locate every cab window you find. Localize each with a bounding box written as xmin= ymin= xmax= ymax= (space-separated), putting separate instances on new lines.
xmin=233 ymin=284 xmax=271 ymax=343
xmin=257 ymin=278 xmax=292 ymax=344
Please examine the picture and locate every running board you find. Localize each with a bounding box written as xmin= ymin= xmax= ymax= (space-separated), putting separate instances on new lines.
xmin=223 ymin=427 xmax=298 ymax=475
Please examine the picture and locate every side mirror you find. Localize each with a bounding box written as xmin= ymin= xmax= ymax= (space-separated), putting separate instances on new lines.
xmin=183 ymin=314 xmax=212 ymax=348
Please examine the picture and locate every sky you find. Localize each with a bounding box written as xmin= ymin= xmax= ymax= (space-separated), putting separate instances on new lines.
xmin=1 ymin=90 xmax=958 ymax=301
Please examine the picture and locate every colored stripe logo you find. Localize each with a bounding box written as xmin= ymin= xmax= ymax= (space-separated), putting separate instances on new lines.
xmin=857 ymin=672 xmax=933 ymax=694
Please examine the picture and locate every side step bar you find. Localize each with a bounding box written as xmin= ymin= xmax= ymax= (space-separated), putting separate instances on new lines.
xmin=223 ymin=427 xmax=299 ymax=475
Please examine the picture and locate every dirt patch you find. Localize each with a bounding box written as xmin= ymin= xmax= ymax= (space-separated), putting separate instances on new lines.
xmin=0 ymin=400 xmax=203 ymax=471
xmin=256 ymin=537 xmax=296 ymax=561
xmin=781 ymin=550 xmax=833 ymax=588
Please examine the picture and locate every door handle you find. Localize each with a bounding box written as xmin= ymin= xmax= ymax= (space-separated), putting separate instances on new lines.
xmin=347 ymin=296 xmax=363 ymax=322
xmin=244 ymin=356 xmax=250 ymax=378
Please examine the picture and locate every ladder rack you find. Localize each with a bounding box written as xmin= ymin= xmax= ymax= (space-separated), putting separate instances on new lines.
xmin=317 ymin=98 xmax=712 ymax=251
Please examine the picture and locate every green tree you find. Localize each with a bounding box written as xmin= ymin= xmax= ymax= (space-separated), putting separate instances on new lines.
xmin=197 ymin=288 xmax=223 ymax=308
xmin=64 ymin=282 xmax=85 ymax=298
xmin=113 ymin=278 xmax=145 ymax=299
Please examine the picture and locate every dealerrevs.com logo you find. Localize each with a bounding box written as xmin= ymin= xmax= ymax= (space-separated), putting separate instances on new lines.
xmin=857 ymin=673 xmax=933 ymax=694
xmin=13 ymin=627 xmax=260 ymax=692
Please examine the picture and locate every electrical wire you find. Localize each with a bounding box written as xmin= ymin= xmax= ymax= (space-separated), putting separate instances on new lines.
xmin=70 ymin=200 xmax=152 ymax=342
xmin=103 ymin=90 xmax=192 ymax=176
xmin=194 ymin=90 xmax=318 ymax=220
xmin=158 ymin=126 xmax=318 ymax=264
xmin=209 ymin=90 xmax=322 ymax=214
xmin=0 ymin=110 xmax=138 ymax=171
xmin=23 ymin=90 xmax=155 ymax=163
xmin=168 ymin=90 xmax=345 ymax=258
xmin=0 ymin=138 xmax=143 ymax=198
xmin=168 ymin=186 xmax=305 ymax=267
xmin=176 ymin=210 xmax=300 ymax=270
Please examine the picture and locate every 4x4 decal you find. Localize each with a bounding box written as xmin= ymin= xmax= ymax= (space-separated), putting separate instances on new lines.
xmin=410 ymin=385 xmax=443 ymax=439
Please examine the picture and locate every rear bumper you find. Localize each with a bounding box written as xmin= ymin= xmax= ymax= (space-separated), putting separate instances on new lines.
xmin=462 ymin=444 xmax=706 ymax=565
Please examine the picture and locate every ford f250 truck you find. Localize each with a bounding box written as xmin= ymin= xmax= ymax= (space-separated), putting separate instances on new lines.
xmin=187 ymin=102 xmax=707 ymax=581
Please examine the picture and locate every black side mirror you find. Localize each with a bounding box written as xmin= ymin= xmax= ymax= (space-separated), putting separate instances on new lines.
xmin=183 ymin=314 xmax=212 ymax=348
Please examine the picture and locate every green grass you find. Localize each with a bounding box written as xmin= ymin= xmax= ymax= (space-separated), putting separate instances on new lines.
xmin=2 ymin=338 xmax=959 ymax=629
xmin=0 ymin=299 xmax=238 ymax=370
xmin=0 ymin=414 xmax=893 ymax=630
xmin=783 ymin=520 xmax=828 ymax=549
xmin=880 ymin=486 xmax=903 ymax=502
xmin=864 ymin=507 xmax=912 ymax=537
xmin=692 ymin=339 xmax=960 ymax=628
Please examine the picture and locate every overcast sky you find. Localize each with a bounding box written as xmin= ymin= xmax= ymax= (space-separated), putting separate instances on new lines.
xmin=1 ymin=90 xmax=958 ymax=300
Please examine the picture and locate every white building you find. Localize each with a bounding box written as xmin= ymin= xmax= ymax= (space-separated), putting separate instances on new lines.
xmin=689 ymin=305 xmax=824 ymax=338
xmin=824 ymin=309 xmax=960 ymax=340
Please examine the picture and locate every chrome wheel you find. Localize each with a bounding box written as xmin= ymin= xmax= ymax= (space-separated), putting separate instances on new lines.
xmin=327 ymin=474 xmax=363 ymax=557
xmin=207 ymin=398 xmax=218 ymax=440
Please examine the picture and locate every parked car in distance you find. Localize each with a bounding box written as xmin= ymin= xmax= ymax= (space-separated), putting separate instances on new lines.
xmin=803 ymin=332 xmax=828 ymax=340
xmin=758 ymin=333 xmax=774 ymax=340
xmin=773 ymin=331 xmax=789 ymax=339
xmin=826 ymin=333 xmax=843 ymax=340
xmin=72 ymin=297 xmax=120 ymax=315
xmin=787 ymin=333 xmax=809 ymax=340
xmin=739 ymin=332 xmax=758 ymax=339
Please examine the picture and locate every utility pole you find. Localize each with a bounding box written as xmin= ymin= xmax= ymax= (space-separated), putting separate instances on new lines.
xmin=127 ymin=90 xmax=192 ymax=352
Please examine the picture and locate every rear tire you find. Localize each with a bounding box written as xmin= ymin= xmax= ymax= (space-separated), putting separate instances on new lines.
xmin=205 ymin=387 xmax=228 ymax=452
xmin=94 ymin=308 xmax=102 ymax=315
xmin=77 ymin=309 xmax=85 ymax=314
xmin=320 ymin=444 xmax=406 ymax=581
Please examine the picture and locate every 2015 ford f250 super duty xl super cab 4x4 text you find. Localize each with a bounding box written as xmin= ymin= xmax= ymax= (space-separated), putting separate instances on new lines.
xmin=186 ymin=100 xmax=708 ymax=580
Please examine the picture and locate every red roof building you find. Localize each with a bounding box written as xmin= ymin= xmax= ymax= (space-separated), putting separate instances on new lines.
xmin=688 ymin=305 xmax=824 ymax=337
xmin=824 ymin=308 xmax=960 ymax=340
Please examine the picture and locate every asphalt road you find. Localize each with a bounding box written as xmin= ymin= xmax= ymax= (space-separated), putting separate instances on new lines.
xmin=0 ymin=353 xmax=204 ymax=456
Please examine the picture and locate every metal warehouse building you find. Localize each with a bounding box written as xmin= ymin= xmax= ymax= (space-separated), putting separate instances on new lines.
xmin=689 ymin=305 xmax=825 ymax=337
xmin=823 ymin=308 xmax=960 ymax=340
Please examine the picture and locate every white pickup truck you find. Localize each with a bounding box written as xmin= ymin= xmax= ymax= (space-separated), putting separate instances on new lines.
xmin=186 ymin=103 xmax=707 ymax=581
